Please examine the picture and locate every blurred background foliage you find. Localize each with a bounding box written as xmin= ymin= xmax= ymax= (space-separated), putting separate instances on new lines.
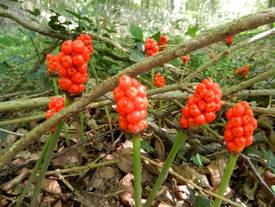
xmin=0 ymin=0 xmax=274 ymax=94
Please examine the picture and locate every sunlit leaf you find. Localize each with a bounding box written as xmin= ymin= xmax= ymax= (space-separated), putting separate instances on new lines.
xmin=130 ymin=23 xmax=143 ymax=42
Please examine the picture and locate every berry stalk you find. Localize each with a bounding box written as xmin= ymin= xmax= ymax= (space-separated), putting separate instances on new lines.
xmin=144 ymin=131 xmax=186 ymax=207
xmin=52 ymin=78 xmax=59 ymax=96
xmin=213 ymin=153 xmax=239 ymax=207
xmin=132 ymin=134 xmax=142 ymax=207
xmin=16 ymin=135 xmax=51 ymax=207
xmin=30 ymin=122 xmax=64 ymax=207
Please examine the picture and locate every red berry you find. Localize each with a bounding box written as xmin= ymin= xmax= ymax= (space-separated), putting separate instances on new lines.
xmin=72 ymin=40 xmax=85 ymax=53
xmin=126 ymin=87 xmax=138 ymax=99
xmin=113 ymin=87 xmax=125 ymax=101
xmin=224 ymin=129 xmax=234 ymax=142
xmin=61 ymin=40 xmax=73 ymax=54
xmin=72 ymin=54 xmax=85 ymax=66
xmin=189 ymin=104 xmax=201 ymax=117
xmin=119 ymin=75 xmax=132 ymax=90
xmin=195 ymin=114 xmax=206 ymax=125
xmin=58 ymin=77 xmax=72 ymax=90
xmin=232 ymin=127 xmax=244 ymax=137
xmin=181 ymin=55 xmax=190 ymax=64
xmin=119 ymin=116 xmax=128 ymax=131
xmin=205 ymin=112 xmax=216 ymax=122
xmin=61 ymin=55 xmax=73 ymax=68
xmin=225 ymin=35 xmax=233 ymax=46
xmin=180 ymin=117 xmax=188 ymax=128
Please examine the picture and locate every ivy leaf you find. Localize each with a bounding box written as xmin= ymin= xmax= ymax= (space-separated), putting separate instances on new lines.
xmin=129 ymin=50 xmax=145 ymax=62
xmin=151 ymin=31 xmax=161 ymax=42
xmin=130 ymin=24 xmax=143 ymax=42
xmin=185 ymin=25 xmax=199 ymax=38
xmin=191 ymin=153 xmax=203 ymax=167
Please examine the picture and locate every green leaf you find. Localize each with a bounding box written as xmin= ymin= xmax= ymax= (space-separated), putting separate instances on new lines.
xmin=130 ymin=23 xmax=143 ymax=42
xmin=129 ymin=50 xmax=145 ymax=62
xmin=194 ymin=196 xmax=210 ymax=207
xmin=191 ymin=153 xmax=203 ymax=167
xmin=151 ymin=31 xmax=161 ymax=42
xmin=185 ymin=25 xmax=199 ymax=38
xmin=141 ymin=140 xmax=155 ymax=153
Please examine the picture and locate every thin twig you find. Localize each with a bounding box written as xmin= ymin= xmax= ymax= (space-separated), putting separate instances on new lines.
xmin=141 ymin=155 xmax=243 ymax=207
xmin=0 ymin=128 xmax=24 ymax=136
xmin=240 ymin=153 xmax=275 ymax=199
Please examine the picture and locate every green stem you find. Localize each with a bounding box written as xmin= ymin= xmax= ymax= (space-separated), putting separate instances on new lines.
xmin=144 ymin=131 xmax=186 ymax=207
xmin=16 ymin=134 xmax=51 ymax=207
xmin=180 ymin=63 xmax=187 ymax=81
xmin=158 ymin=100 xmax=163 ymax=126
xmin=151 ymin=68 xmax=155 ymax=88
xmin=30 ymin=122 xmax=64 ymax=207
xmin=79 ymin=111 xmax=84 ymax=140
xmin=52 ymin=78 xmax=59 ymax=96
xmin=132 ymin=134 xmax=142 ymax=207
xmin=213 ymin=153 xmax=239 ymax=207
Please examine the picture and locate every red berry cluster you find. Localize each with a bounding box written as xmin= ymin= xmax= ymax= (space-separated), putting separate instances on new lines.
xmin=58 ymin=34 xmax=93 ymax=95
xmin=158 ymin=34 xmax=168 ymax=51
xmin=225 ymin=35 xmax=233 ymax=46
xmin=180 ymin=78 xmax=222 ymax=128
xmin=46 ymin=34 xmax=93 ymax=96
xmin=45 ymin=97 xmax=65 ymax=119
xmin=113 ymin=75 xmax=148 ymax=134
xmin=181 ymin=55 xmax=190 ymax=64
xmin=235 ymin=64 xmax=250 ymax=79
xmin=154 ymin=72 xmax=165 ymax=88
xmin=145 ymin=38 xmax=159 ymax=57
xmin=224 ymin=101 xmax=257 ymax=153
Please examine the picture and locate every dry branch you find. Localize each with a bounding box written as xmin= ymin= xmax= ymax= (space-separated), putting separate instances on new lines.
xmin=0 ymin=9 xmax=274 ymax=169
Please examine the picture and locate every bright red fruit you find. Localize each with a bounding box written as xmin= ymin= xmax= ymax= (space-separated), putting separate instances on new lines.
xmin=114 ymin=75 xmax=148 ymax=134
xmin=154 ymin=73 xmax=165 ymax=88
xmin=181 ymin=55 xmax=190 ymax=64
xmin=224 ymin=101 xmax=257 ymax=153
xmin=145 ymin=38 xmax=159 ymax=57
xmin=158 ymin=34 xmax=168 ymax=51
xmin=61 ymin=40 xmax=73 ymax=54
xmin=45 ymin=97 xmax=64 ymax=120
xmin=225 ymin=35 xmax=233 ymax=46
xmin=180 ymin=78 xmax=222 ymax=128
xmin=46 ymin=33 xmax=93 ymax=96
xmin=72 ymin=40 xmax=85 ymax=53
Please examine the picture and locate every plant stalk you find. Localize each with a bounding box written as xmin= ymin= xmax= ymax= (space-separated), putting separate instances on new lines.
xmin=144 ymin=131 xmax=186 ymax=207
xmin=213 ymin=153 xmax=239 ymax=207
xmin=132 ymin=134 xmax=142 ymax=207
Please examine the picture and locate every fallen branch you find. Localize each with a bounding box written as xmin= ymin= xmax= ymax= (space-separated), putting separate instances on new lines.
xmin=236 ymin=89 xmax=275 ymax=97
xmin=0 ymin=113 xmax=45 ymax=126
xmin=0 ymin=97 xmax=54 ymax=113
xmin=0 ymin=9 xmax=274 ymax=169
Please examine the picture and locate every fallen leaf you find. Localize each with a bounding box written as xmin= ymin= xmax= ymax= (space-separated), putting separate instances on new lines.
xmin=119 ymin=173 xmax=135 ymax=206
xmin=52 ymin=148 xmax=80 ymax=168
xmin=207 ymin=155 xmax=227 ymax=189
xmin=158 ymin=201 xmax=173 ymax=207
xmin=42 ymin=178 xmax=62 ymax=195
